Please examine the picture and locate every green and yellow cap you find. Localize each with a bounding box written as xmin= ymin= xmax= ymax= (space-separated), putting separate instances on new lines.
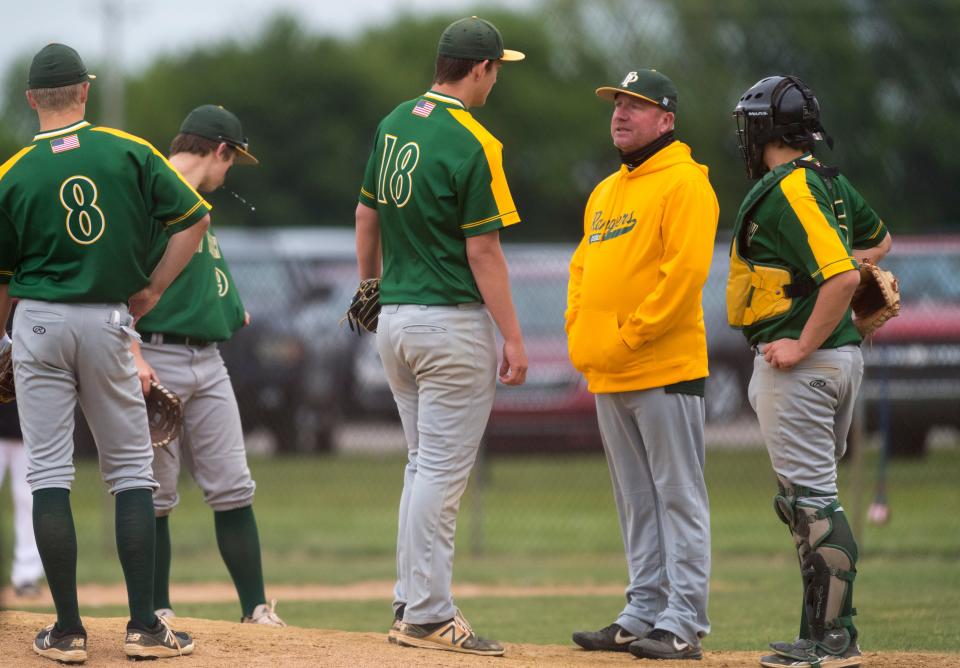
xmin=28 ymin=43 xmax=96 ymax=89
xmin=438 ymin=16 xmax=525 ymax=62
xmin=596 ymin=69 xmax=678 ymax=113
xmin=179 ymin=104 xmax=259 ymax=165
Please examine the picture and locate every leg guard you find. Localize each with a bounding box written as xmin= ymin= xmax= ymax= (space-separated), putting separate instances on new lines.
xmin=773 ymin=477 xmax=858 ymax=653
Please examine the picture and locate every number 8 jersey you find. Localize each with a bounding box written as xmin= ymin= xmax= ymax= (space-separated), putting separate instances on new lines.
xmin=0 ymin=121 xmax=211 ymax=302
xmin=358 ymin=91 xmax=520 ymax=305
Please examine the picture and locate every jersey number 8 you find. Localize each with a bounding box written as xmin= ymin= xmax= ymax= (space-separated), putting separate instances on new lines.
xmin=377 ymin=134 xmax=420 ymax=208
xmin=60 ymin=175 xmax=106 ymax=245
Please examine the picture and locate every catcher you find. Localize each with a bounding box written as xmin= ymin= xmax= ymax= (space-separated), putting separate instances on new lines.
xmin=131 ymin=105 xmax=285 ymax=627
xmin=728 ymin=75 xmax=892 ymax=668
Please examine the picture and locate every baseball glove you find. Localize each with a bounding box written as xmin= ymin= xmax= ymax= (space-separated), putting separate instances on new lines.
xmin=851 ymin=260 xmax=900 ymax=338
xmin=0 ymin=338 xmax=13 ymax=404
xmin=341 ymin=278 xmax=381 ymax=335
xmin=146 ymin=380 xmax=182 ymax=454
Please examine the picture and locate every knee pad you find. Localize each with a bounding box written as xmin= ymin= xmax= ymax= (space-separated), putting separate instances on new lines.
xmin=773 ymin=478 xmax=858 ymax=647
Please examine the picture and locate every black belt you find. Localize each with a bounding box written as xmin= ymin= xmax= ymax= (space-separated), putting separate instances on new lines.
xmin=145 ymin=333 xmax=213 ymax=347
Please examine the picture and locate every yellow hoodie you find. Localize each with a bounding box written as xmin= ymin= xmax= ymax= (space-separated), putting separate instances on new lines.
xmin=566 ymin=140 xmax=719 ymax=393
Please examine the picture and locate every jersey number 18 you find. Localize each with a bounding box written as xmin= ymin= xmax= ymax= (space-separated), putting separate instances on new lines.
xmin=377 ymin=134 xmax=420 ymax=208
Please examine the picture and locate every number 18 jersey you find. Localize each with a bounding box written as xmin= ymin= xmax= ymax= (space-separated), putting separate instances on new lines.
xmin=0 ymin=121 xmax=211 ymax=303
xmin=359 ymin=91 xmax=520 ymax=305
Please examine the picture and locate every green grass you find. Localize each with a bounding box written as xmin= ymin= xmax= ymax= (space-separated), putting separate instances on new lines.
xmin=2 ymin=447 xmax=958 ymax=650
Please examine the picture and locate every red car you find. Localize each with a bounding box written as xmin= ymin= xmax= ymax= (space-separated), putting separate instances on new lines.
xmin=860 ymin=235 xmax=960 ymax=456
xmin=485 ymin=246 xmax=600 ymax=452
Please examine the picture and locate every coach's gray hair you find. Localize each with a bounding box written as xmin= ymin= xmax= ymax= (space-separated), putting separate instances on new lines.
xmin=29 ymin=83 xmax=85 ymax=112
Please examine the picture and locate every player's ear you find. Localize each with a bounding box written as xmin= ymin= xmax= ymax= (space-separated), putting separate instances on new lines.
xmin=472 ymin=60 xmax=490 ymax=81
xmin=25 ymin=90 xmax=38 ymax=110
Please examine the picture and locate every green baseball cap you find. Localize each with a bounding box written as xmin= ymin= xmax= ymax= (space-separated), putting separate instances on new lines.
xmin=28 ymin=43 xmax=96 ymax=89
xmin=179 ymin=104 xmax=258 ymax=165
xmin=596 ymin=69 xmax=678 ymax=113
xmin=438 ymin=16 xmax=525 ymax=62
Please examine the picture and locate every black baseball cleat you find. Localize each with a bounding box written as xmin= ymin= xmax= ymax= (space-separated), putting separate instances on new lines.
xmin=33 ymin=623 xmax=88 ymax=664
xmin=629 ymin=628 xmax=703 ymax=660
xmin=572 ymin=622 xmax=643 ymax=652
xmin=124 ymin=616 xmax=194 ymax=659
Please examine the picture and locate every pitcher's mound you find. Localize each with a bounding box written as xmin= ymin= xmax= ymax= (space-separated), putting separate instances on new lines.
xmin=2 ymin=611 xmax=952 ymax=667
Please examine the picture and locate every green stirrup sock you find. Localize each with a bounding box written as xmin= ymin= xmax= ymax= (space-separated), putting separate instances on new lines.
xmin=215 ymin=505 xmax=266 ymax=617
xmin=33 ymin=488 xmax=82 ymax=632
xmin=153 ymin=515 xmax=173 ymax=610
xmin=115 ymin=489 xmax=158 ymax=628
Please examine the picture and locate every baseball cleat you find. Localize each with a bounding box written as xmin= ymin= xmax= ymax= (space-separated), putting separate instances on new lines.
xmin=241 ymin=599 xmax=287 ymax=627
xmin=124 ymin=616 xmax=194 ymax=659
xmin=387 ymin=617 xmax=403 ymax=645
xmin=759 ymin=637 xmax=862 ymax=667
xmin=572 ymin=622 xmax=643 ymax=651
xmin=154 ymin=607 xmax=176 ymax=619
xmin=395 ymin=609 xmax=504 ymax=656
xmin=33 ymin=623 xmax=88 ymax=664
xmin=387 ymin=604 xmax=405 ymax=644
xmin=629 ymin=628 xmax=703 ymax=660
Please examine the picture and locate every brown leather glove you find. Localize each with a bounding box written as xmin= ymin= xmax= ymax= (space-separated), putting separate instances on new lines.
xmin=851 ymin=260 xmax=900 ymax=338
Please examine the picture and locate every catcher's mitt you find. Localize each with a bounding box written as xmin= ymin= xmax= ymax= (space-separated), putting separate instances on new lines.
xmin=146 ymin=380 xmax=182 ymax=454
xmin=0 ymin=338 xmax=13 ymax=404
xmin=341 ymin=278 xmax=381 ymax=335
xmin=851 ymin=260 xmax=900 ymax=338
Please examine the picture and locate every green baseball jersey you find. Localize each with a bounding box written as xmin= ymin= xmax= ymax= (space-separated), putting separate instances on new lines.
xmin=0 ymin=121 xmax=210 ymax=302
xmin=358 ymin=91 xmax=520 ymax=305
xmin=136 ymin=227 xmax=245 ymax=341
xmin=735 ymin=154 xmax=888 ymax=347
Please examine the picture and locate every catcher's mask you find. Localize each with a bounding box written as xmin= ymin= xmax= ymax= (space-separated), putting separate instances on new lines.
xmin=732 ymin=75 xmax=834 ymax=179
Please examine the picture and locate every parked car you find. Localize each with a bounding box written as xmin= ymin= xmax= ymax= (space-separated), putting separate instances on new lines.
xmin=860 ymin=235 xmax=960 ymax=456
xmin=485 ymin=245 xmax=599 ymax=452
xmin=216 ymin=227 xmax=361 ymax=453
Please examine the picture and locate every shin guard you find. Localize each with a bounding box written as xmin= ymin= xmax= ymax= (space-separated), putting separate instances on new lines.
xmin=773 ymin=477 xmax=858 ymax=653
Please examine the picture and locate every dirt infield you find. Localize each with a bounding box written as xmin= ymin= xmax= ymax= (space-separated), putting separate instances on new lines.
xmin=2 ymin=610 xmax=956 ymax=668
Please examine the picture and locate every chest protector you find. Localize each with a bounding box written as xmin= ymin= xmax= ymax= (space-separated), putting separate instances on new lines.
xmin=727 ymin=158 xmax=839 ymax=328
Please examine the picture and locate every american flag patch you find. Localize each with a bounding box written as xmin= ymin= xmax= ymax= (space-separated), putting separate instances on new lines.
xmin=51 ymin=135 xmax=80 ymax=153
xmin=412 ymin=99 xmax=436 ymax=118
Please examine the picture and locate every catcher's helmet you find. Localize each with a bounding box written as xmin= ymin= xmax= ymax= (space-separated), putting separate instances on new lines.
xmin=732 ymin=75 xmax=833 ymax=179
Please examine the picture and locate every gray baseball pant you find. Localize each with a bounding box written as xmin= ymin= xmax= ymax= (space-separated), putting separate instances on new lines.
xmin=377 ymin=303 xmax=497 ymax=624
xmin=140 ymin=342 xmax=255 ymax=515
xmin=748 ymin=345 xmax=863 ymax=494
xmin=595 ymin=388 xmax=711 ymax=645
xmin=12 ymin=301 xmax=156 ymax=494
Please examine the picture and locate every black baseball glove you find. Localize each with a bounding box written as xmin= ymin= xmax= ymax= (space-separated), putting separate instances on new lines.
xmin=146 ymin=381 xmax=182 ymax=454
xmin=341 ymin=278 xmax=381 ymax=335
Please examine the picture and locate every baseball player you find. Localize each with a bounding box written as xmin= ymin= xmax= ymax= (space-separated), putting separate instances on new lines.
xmin=354 ymin=16 xmax=527 ymax=656
xmin=729 ymin=75 xmax=891 ymax=668
xmin=131 ymin=104 xmax=285 ymax=627
xmin=0 ymin=43 xmax=210 ymax=662
xmin=567 ymin=70 xmax=718 ymax=661
xmin=0 ymin=397 xmax=45 ymax=598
